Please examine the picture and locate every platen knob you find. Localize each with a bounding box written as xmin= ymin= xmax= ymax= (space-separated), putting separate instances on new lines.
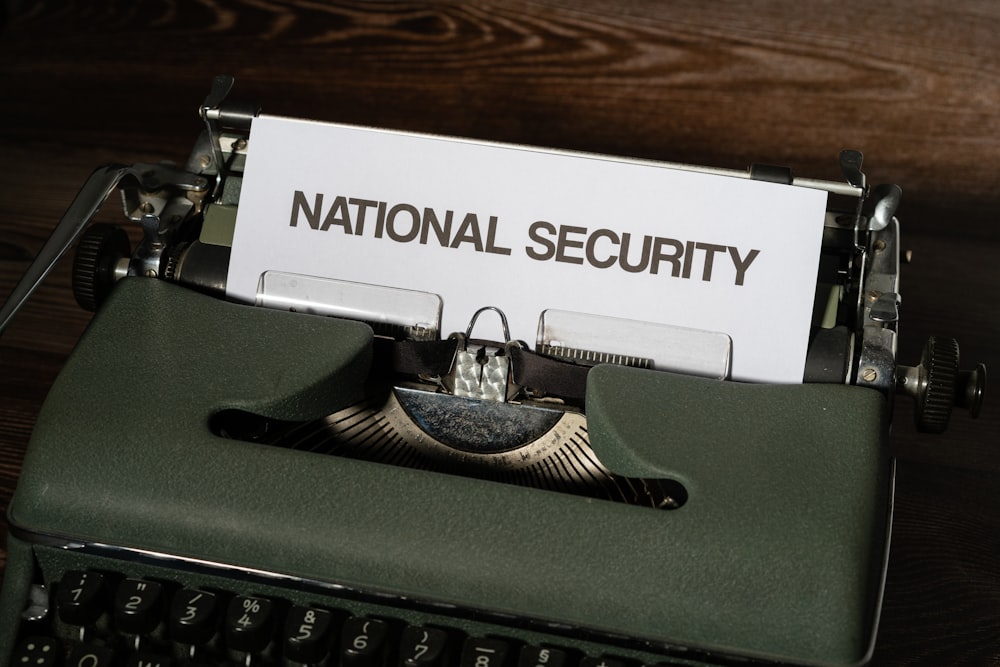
xmin=71 ymin=223 xmax=130 ymax=311
xmin=897 ymin=336 xmax=987 ymax=433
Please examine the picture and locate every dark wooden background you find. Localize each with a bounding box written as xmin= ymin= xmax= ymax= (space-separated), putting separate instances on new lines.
xmin=0 ymin=1 xmax=997 ymax=664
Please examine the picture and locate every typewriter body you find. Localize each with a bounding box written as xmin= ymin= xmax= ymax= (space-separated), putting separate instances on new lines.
xmin=0 ymin=77 xmax=985 ymax=667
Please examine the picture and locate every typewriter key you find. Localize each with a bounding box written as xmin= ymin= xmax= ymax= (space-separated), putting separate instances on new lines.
xmin=399 ymin=626 xmax=450 ymax=667
xmin=284 ymin=605 xmax=336 ymax=664
xmin=341 ymin=618 xmax=390 ymax=667
xmin=56 ymin=571 xmax=108 ymax=627
xmin=225 ymin=595 xmax=274 ymax=653
xmin=114 ymin=579 xmax=164 ymax=635
xmin=170 ymin=589 xmax=219 ymax=645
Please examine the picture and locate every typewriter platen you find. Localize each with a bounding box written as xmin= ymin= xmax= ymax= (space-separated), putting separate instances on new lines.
xmin=0 ymin=76 xmax=986 ymax=667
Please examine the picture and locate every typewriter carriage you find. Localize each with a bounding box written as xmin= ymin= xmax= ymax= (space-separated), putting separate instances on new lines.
xmin=1 ymin=75 xmax=982 ymax=431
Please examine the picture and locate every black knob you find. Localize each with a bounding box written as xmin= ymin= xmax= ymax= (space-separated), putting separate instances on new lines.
xmin=899 ymin=336 xmax=987 ymax=434
xmin=72 ymin=223 xmax=130 ymax=311
xmin=958 ymin=363 xmax=987 ymax=419
xmin=916 ymin=336 xmax=959 ymax=433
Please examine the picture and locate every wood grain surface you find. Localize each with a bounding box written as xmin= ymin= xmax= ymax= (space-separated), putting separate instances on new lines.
xmin=0 ymin=2 xmax=998 ymax=664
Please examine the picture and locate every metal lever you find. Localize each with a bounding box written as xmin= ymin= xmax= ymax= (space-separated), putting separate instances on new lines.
xmin=199 ymin=74 xmax=260 ymax=196
xmin=869 ymin=183 xmax=902 ymax=231
xmin=0 ymin=164 xmax=208 ymax=337
xmin=839 ymin=149 xmax=866 ymax=190
xmin=0 ymin=165 xmax=134 ymax=336
xmin=200 ymin=74 xmax=235 ymax=117
xmin=200 ymin=74 xmax=258 ymax=129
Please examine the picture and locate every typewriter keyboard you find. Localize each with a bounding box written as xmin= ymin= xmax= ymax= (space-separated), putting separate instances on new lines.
xmin=6 ymin=546 xmax=700 ymax=667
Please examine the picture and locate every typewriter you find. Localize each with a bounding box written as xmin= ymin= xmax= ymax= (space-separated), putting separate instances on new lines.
xmin=0 ymin=76 xmax=986 ymax=667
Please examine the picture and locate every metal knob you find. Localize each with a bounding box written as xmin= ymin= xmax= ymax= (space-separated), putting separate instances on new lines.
xmin=897 ymin=336 xmax=987 ymax=433
xmin=71 ymin=223 xmax=131 ymax=311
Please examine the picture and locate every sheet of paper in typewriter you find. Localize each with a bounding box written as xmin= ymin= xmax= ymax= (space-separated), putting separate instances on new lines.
xmin=228 ymin=115 xmax=827 ymax=384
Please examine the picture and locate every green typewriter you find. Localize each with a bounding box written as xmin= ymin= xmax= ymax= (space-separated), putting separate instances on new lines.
xmin=0 ymin=77 xmax=985 ymax=667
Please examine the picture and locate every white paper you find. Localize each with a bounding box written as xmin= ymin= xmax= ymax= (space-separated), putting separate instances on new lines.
xmin=228 ymin=115 xmax=827 ymax=383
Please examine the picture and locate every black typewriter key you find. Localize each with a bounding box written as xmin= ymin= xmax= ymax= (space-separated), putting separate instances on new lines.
xmin=66 ymin=642 xmax=115 ymax=667
xmin=169 ymin=589 xmax=219 ymax=645
xmin=12 ymin=637 xmax=61 ymax=667
xmin=225 ymin=595 xmax=274 ymax=653
xmin=459 ymin=638 xmax=512 ymax=667
xmin=399 ymin=626 xmax=450 ymax=667
xmin=284 ymin=605 xmax=336 ymax=664
xmin=341 ymin=617 xmax=390 ymax=667
xmin=579 ymin=658 xmax=626 ymax=667
xmin=518 ymin=647 xmax=568 ymax=667
xmin=56 ymin=570 xmax=107 ymax=627
xmin=115 ymin=579 xmax=165 ymax=635
xmin=124 ymin=652 xmax=172 ymax=667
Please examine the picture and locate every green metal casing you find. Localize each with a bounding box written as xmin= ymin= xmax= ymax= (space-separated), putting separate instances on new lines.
xmin=0 ymin=278 xmax=891 ymax=665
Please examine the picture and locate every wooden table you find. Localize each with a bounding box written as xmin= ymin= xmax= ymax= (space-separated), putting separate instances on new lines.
xmin=1 ymin=2 xmax=997 ymax=664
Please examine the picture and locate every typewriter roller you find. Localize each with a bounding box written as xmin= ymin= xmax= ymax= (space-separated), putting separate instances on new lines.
xmin=0 ymin=76 xmax=986 ymax=667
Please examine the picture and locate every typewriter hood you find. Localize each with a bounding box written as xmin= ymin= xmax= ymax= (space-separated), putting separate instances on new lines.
xmin=7 ymin=279 xmax=892 ymax=666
